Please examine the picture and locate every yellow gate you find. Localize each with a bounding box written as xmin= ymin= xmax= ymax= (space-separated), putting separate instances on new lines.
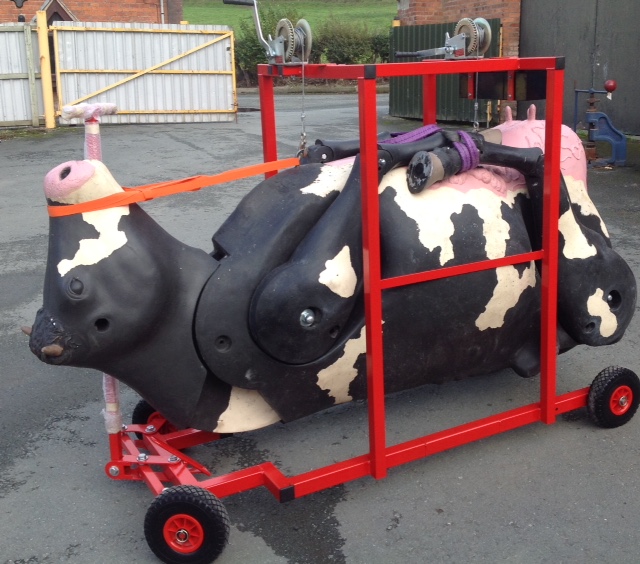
xmin=49 ymin=20 xmax=236 ymax=125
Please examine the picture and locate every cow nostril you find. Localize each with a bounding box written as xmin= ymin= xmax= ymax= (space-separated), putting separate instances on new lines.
xmin=585 ymin=321 xmax=596 ymax=333
xmin=42 ymin=344 xmax=64 ymax=357
xmin=95 ymin=318 xmax=110 ymax=332
xmin=60 ymin=166 xmax=71 ymax=180
xmin=607 ymin=290 xmax=622 ymax=311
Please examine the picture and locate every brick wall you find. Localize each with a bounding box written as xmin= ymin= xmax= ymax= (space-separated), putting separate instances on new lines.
xmin=0 ymin=0 xmax=183 ymax=24
xmin=398 ymin=0 xmax=522 ymax=57
xmin=0 ymin=2 xmax=37 ymax=23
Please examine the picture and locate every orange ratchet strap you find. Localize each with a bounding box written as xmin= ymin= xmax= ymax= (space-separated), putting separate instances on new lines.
xmin=48 ymin=157 xmax=300 ymax=218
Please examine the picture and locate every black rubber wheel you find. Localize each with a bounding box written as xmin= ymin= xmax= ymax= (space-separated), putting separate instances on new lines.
xmin=132 ymin=399 xmax=156 ymax=426
xmin=132 ymin=399 xmax=178 ymax=439
xmin=144 ymin=485 xmax=230 ymax=564
xmin=587 ymin=366 xmax=640 ymax=428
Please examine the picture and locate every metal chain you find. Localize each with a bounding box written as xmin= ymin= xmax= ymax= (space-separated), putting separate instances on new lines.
xmin=472 ymin=62 xmax=480 ymax=132
xmin=297 ymin=38 xmax=307 ymax=157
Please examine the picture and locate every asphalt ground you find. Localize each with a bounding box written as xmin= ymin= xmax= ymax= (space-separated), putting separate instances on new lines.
xmin=1 ymin=92 xmax=640 ymax=564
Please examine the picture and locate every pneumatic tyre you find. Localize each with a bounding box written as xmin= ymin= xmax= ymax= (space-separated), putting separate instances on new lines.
xmin=587 ymin=366 xmax=640 ymax=428
xmin=144 ymin=485 xmax=230 ymax=563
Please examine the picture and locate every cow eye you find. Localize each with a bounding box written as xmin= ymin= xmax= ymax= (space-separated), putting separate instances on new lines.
xmin=69 ymin=278 xmax=84 ymax=296
xmin=607 ymin=290 xmax=622 ymax=311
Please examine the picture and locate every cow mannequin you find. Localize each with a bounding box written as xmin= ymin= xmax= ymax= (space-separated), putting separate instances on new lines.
xmin=25 ymin=106 xmax=636 ymax=432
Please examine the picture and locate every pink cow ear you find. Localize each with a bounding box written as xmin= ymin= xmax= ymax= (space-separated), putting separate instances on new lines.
xmin=527 ymin=105 xmax=537 ymax=121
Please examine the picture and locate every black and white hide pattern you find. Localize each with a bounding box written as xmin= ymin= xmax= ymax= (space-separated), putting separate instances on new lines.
xmin=26 ymin=111 xmax=636 ymax=432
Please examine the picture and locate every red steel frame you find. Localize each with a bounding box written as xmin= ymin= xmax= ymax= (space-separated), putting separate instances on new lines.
xmin=106 ymin=56 xmax=590 ymax=504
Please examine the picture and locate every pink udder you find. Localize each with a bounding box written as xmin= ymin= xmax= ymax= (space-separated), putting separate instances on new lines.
xmin=495 ymin=105 xmax=587 ymax=184
xmin=44 ymin=161 xmax=96 ymax=200
xmin=440 ymin=166 xmax=527 ymax=197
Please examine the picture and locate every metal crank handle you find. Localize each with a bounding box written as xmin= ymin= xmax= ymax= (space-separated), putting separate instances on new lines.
xmin=395 ymin=49 xmax=440 ymax=59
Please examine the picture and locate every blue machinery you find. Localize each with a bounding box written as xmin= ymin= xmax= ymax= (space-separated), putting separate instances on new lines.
xmin=573 ymin=81 xmax=627 ymax=167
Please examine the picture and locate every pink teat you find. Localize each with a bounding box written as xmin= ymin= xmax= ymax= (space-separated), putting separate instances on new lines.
xmin=44 ymin=160 xmax=96 ymax=200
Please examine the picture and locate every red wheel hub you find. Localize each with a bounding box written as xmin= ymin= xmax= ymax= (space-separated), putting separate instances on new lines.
xmin=163 ymin=514 xmax=205 ymax=554
xmin=610 ymin=385 xmax=633 ymax=416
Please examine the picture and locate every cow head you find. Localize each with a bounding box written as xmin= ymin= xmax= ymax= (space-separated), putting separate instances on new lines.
xmin=24 ymin=159 xmax=223 ymax=428
xmin=25 ymin=161 xmax=171 ymax=367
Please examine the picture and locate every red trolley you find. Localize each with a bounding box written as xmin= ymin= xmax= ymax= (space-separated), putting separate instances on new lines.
xmin=100 ymin=57 xmax=638 ymax=563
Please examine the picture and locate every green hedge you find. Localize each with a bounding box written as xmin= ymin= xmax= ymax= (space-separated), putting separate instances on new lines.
xmin=234 ymin=6 xmax=390 ymax=84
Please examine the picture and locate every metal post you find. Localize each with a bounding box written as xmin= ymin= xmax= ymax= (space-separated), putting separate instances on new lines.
xmin=258 ymin=67 xmax=278 ymax=177
xmin=539 ymin=61 xmax=564 ymax=424
xmin=62 ymin=102 xmax=123 ymax=435
xmin=36 ymin=11 xmax=55 ymax=129
xmin=23 ymin=24 xmax=40 ymax=127
xmin=422 ymin=74 xmax=437 ymax=124
xmin=358 ymin=69 xmax=387 ymax=480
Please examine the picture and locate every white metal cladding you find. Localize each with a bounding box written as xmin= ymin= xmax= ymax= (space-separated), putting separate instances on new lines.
xmin=0 ymin=24 xmax=43 ymax=127
xmin=52 ymin=22 xmax=236 ymax=125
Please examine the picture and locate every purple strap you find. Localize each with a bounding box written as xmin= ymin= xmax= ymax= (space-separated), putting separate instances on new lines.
xmin=454 ymin=130 xmax=480 ymax=172
xmin=380 ymin=125 xmax=480 ymax=174
xmin=383 ymin=124 xmax=442 ymax=145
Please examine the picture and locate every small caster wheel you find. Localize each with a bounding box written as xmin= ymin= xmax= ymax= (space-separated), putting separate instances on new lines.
xmin=587 ymin=366 xmax=640 ymax=428
xmin=132 ymin=399 xmax=178 ymax=439
xmin=144 ymin=485 xmax=230 ymax=563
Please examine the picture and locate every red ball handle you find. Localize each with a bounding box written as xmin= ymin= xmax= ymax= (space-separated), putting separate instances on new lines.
xmin=604 ymin=79 xmax=617 ymax=92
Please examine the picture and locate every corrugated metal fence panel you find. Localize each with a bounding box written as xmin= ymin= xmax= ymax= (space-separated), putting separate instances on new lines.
xmin=390 ymin=19 xmax=501 ymax=123
xmin=520 ymin=0 xmax=640 ymax=134
xmin=52 ymin=22 xmax=235 ymax=125
xmin=0 ymin=24 xmax=43 ymax=126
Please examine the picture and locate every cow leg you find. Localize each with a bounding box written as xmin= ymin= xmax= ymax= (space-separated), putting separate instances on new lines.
xmin=406 ymin=131 xmax=544 ymax=193
xmin=305 ymin=132 xmax=393 ymax=163
xmin=307 ymin=126 xmax=544 ymax=194
xmin=248 ymin=157 xmax=367 ymax=365
xmin=308 ymin=129 xmax=458 ymax=178
xmin=307 ymin=126 xmax=447 ymax=166
xmin=407 ymin=146 xmax=460 ymax=193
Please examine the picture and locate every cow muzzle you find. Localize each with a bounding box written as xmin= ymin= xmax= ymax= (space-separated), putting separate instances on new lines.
xmin=25 ymin=308 xmax=76 ymax=364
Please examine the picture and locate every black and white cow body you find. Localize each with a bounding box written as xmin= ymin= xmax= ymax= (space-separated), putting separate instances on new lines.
xmin=195 ymin=158 xmax=544 ymax=426
xmin=26 ymin=111 xmax=637 ymax=432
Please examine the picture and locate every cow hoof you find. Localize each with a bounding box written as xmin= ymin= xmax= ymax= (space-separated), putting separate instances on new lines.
xmin=587 ymin=366 xmax=640 ymax=428
xmin=406 ymin=151 xmax=433 ymax=194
